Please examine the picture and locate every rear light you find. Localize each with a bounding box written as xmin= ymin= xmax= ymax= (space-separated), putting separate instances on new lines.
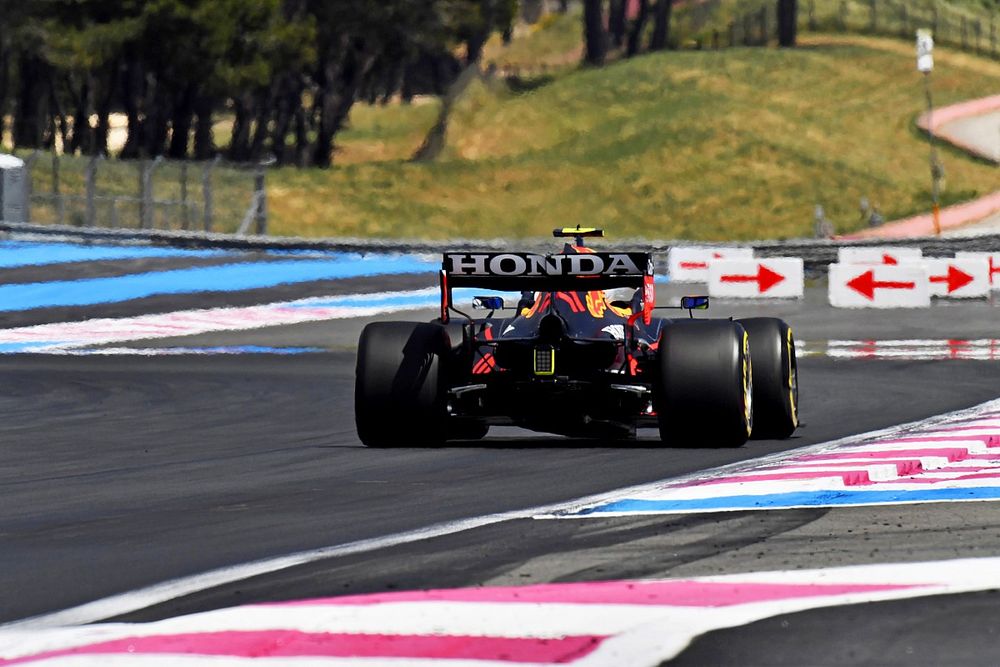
xmin=533 ymin=346 xmax=555 ymax=376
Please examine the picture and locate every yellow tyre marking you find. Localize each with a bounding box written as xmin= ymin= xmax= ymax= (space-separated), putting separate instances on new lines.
xmin=743 ymin=331 xmax=753 ymax=437
xmin=787 ymin=327 xmax=799 ymax=428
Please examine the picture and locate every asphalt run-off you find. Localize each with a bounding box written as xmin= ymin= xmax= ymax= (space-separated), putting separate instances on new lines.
xmin=1 ymin=239 xmax=1000 ymax=666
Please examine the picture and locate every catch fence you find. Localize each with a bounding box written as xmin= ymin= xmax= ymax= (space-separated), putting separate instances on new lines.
xmin=16 ymin=152 xmax=269 ymax=235
xmin=719 ymin=0 xmax=1000 ymax=55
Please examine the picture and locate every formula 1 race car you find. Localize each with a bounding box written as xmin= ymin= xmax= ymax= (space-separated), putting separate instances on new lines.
xmin=355 ymin=228 xmax=798 ymax=447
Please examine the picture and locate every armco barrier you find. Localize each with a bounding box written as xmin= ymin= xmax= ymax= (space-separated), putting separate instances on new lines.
xmin=4 ymin=220 xmax=1000 ymax=275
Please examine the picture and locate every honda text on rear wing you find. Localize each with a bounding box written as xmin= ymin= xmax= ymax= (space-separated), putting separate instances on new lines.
xmin=439 ymin=251 xmax=657 ymax=324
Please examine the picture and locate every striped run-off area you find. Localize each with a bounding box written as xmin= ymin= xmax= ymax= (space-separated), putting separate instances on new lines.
xmin=0 ymin=288 xmax=515 ymax=353
xmin=0 ymin=289 xmax=441 ymax=353
xmin=3 ymin=557 xmax=1000 ymax=665
xmin=797 ymin=338 xmax=1000 ymax=361
xmin=548 ymin=399 xmax=1000 ymax=516
xmin=0 ymin=239 xmax=997 ymax=357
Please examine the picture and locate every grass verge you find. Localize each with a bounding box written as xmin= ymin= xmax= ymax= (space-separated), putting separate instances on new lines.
xmin=268 ymin=34 xmax=1000 ymax=240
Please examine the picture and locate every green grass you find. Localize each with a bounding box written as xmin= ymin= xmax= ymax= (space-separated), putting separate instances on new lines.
xmin=268 ymin=34 xmax=1000 ymax=240
xmin=336 ymin=100 xmax=442 ymax=164
xmin=481 ymin=9 xmax=584 ymax=72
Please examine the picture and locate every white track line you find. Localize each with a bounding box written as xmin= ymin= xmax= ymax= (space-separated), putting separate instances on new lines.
xmin=6 ymin=397 xmax=1000 ymax=631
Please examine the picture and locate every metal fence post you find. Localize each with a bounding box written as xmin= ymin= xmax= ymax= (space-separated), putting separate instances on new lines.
xmin=141 ymin=156 xmax=163 ymax=229
xmin=839 ymin=1 xmax=848 ymax=31
xmin=85 ymin=154 xmax=102 ymax=227
xmin=202 ymin=156 xmax=219 ymax=232
xmin=900 ymin=4 xmax=908 ymax=39
xmin=255 ymin=157 xmax=275 ymax=235
xmin=975 ymin=20 xmax=982 ymax=54
xmin=808 ymin=0 xmax=816 ymax=31
xmin=869 ymin=0 xmax=876 ymax=33
xmin=991 ymin=16 xmax=996 ymax=57
xmin=962 ymin=16 xmax=968 ymax=50
xmin=180 ymin=162 xmax=190 ymax=230
xmin=254 ymin=163 xmax=266 ymax=235
xmin=23 ymin=150 xmax=40 ymax=223
xmin=51 ymin=151 xmax=64 ymax=225
xmin=138 ymin=159 xmax=146 ymax=228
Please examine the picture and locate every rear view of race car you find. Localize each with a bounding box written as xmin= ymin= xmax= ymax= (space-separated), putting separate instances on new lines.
xmin=355 ymin=229 xmax=798 ymax=447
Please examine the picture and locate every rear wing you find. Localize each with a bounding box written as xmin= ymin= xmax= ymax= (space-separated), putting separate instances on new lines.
xmin=439 ymin=251 xmax=656 ymax=323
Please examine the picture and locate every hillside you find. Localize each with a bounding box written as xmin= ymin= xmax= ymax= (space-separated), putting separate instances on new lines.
xmin=269 ymin=33 xmax=1000 ymax=240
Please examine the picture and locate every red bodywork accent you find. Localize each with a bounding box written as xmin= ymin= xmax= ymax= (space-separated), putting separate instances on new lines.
xmin=642 ymin=274 xmax=655 ymax=325
xmin=473 ymin=354 xmax=496 ymax=374
xmin=439 ymin=270 xmax=449 ymax=323
xmin=556 ymin=292 xmax=584 ymax=313
xmin=473 ymin=324 xmax=496 ymax=374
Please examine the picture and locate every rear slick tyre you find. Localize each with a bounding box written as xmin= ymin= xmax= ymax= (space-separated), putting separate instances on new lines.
xmin=655 ymin=320 xmax=752 ymax=448
xmin=355 ymin=321 xmax=450 ymax=448
xmin=738 ymin=317 xmax=799 ymax=439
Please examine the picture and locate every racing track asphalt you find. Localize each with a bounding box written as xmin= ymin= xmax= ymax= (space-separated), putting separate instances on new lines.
xmin=3 ymin=282 xmax=1000 ymax=665
xmin=2 ymin=352 xmax=1000 ymax=618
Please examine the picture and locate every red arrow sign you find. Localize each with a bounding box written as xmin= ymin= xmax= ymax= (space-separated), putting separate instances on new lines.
xmin=846 ymin=270 xmax=916 ymax=300
xmin=720 ymin=265 xmax=785 ymax=293
xmin=882 ymin=254 xmax=899 ymax=265
xmin=929 ymin=265 xmax=974 ymax=293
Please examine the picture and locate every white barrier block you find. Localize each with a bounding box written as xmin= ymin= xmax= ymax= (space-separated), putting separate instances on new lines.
xmin=955 ymin=251 xmax=1000 ymax=290
xmin=829 ymin=263 xmax=930 ymax=308
xmin=919 ymin=257 xmax=990 ymax=298
xmin=838 ymin=246 xmax=922 ymax=266
xmin=708 ymin=258 xmax=804 ymax=299
xmin=667 ymin=246 xmax=753 ymax=283
xmin=0 ymin=153 xmax=27 ymax=223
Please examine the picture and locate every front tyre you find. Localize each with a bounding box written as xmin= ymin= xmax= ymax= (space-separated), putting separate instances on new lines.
xmin=355 ymin=322 xmax=450 ymax=447
xmin=655 ymin=320 xmax=752 ymax=448
xmin=738 ymin=317 xmax=799 ymax=439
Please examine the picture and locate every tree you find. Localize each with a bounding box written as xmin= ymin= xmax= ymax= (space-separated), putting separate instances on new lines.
xmin=0 ymin=0 xmax=511 ymax=167
xmin=626 ymin=0 xmax=650 ymax=57
xmin=608 ymin=0 xmax=627 ymax=47
xmin=777 ymin=0 xmax=797 ymax=47
xmin=649 ymin=0 xmax=672 ymax=51
xmin=41 ymin=1 xmax=143 ymax=155
xmin=461 ymin=0 xmax=498 ymax=64
xmin=583 ymin=0 xmax=607 ymax=66
xmin=0 ymin=2 xmax=13 ymax=147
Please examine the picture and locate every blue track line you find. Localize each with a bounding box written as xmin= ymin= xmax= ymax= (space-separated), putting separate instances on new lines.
xmin=0 ymin=255 xmax=436 ymax=312
xmin=0 ymin=242 xmax=225 ymax=268
xmin=578 ymin=487 xmax=1000 ymax=513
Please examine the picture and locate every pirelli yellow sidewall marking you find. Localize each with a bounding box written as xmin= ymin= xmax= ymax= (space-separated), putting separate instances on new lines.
xmin=787 ymin=327 xmax=799 ymax=427
xmin=742 ymin=331 xmax=753 ymax=437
